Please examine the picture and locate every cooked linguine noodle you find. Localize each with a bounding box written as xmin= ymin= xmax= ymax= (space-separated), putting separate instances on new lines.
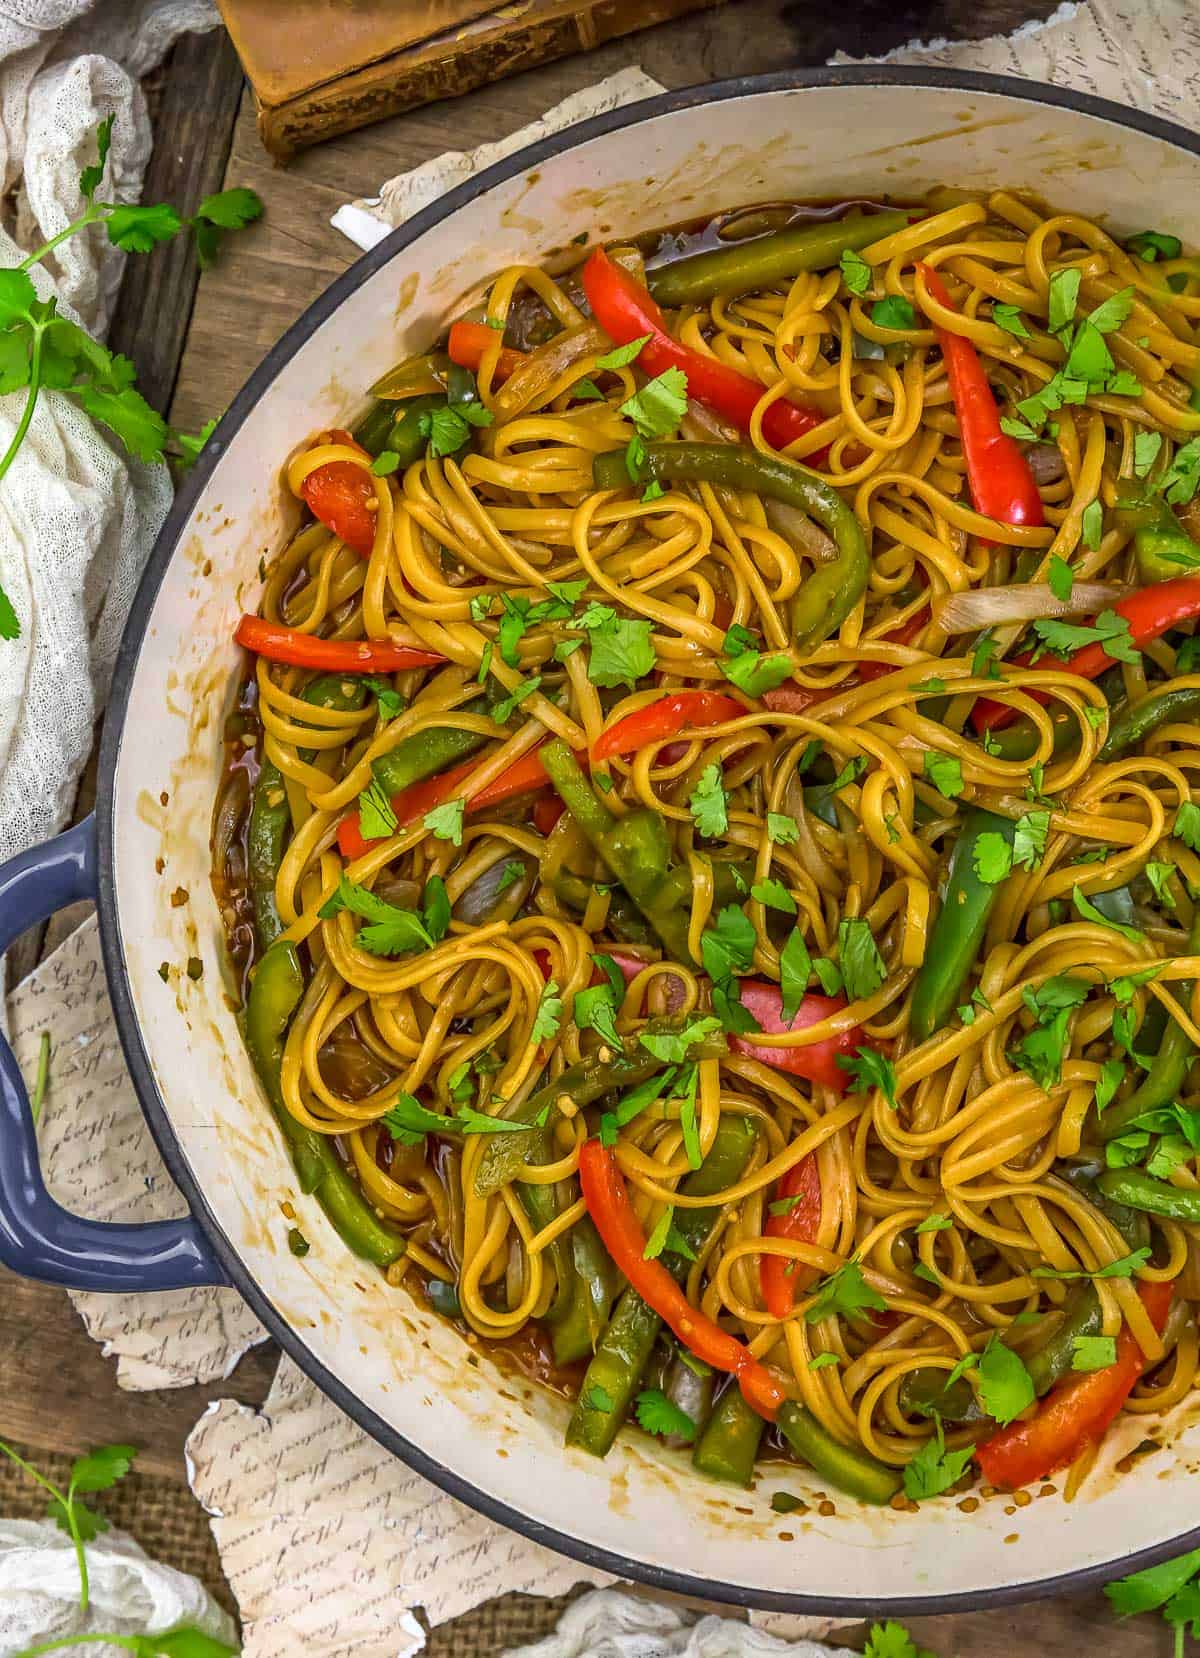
xmin=213 ymin=190 xmax=1200 ymax=1507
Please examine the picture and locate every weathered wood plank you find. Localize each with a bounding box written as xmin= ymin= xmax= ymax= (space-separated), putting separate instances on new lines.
xmin=108 ymin=28 xmax=246 ymax=420
xmin=0 ymin=1267 xmax=276 ymax=1478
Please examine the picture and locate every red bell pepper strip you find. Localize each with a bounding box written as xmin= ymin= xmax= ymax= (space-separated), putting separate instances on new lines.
xmin=857 ymin=607 xmax=931 ymax=682
xmin=918 ymin=264 xmax=1044 ymax=531
xmin=974 ymin=1277 xmax=1174 ymax=1489
xmin=579 ymin=1138 xmax=786 ymax=1420
xmin=531 ymin=793 xmax=565 ymax=835
xmin=581 ymin=248 xmax=825 ymax=457
xmin=592 ymin=691 xmax=745 ymax=761
xmin=730 ymin=985 xmax=859 ymax=1091
xmin=761 ymin=1152 xmax=822 ymax=1319
xmin=973 ymin=575 xmax=1200 ymax=732
xmin=299 ymin=429 xmax=379 ymax=557
xmin=235 ymin=615 xmax=444 ymax=676
xmin=446 ymin=321 xmax=525 ymax=382
xmin=336 ymin=742 xmax=588 ymax=859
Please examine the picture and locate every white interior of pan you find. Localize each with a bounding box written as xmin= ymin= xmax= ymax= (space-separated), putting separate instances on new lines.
xmin=107 ymin=80 xmax=1200 ymax=1604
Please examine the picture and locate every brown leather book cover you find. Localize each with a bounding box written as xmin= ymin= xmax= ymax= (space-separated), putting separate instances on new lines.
xmin=216 ymin=0 xmax=726 ymax=160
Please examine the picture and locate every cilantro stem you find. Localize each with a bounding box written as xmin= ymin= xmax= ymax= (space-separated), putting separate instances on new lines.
xmin=30 ymin=1030 xmax=50 ymax=1123
xmin=64 ymin=1471 xmax=90 ymax=1612
xmin=0 ymin=324 xmax=45 ymax=489
xmin=18 ymin=204 xmax=103 ymax=272
xmin=12 ymin=1639 xmax=142 ymax=1656
xmin=0 ymin=1439 xmax=89 ymax=1611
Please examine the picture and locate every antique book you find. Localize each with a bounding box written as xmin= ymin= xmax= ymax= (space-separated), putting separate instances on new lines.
xmin=217 ymin=0 xmax=727 ymax=161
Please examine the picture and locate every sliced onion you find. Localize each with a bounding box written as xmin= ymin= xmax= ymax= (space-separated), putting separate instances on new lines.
xmin=934 ymin=581 xmax=1133 ymax=634
xmin=764 ymin=497 xmax=837 ymax=565
xmin=681 ymin=401 xmax=739 ymax=444
xmin=212 ymin=766 xmax=249 ymax=876
xmin=1024 ymin=444 xmax=1068 ymax=486
xmin=492 ymin=320 xmax=608 ymax=422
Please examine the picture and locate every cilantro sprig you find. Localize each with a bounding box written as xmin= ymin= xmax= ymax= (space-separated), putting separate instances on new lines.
xmin=999 ymin=276 xmax=1142 ymax=444
xmin=634 ymin=1387 xmax=697 ymax=1442
xmin=0 ymin=1438 xmax=235 ymax=1654
xmin=1107 ymin=1546 xmax=1200 ymax=1658
xmin=0 ymin=1439 xmax=135 ymax=1613
xmin=319 ymin=873 xmax=448 ymax=955
xmin=382 ymin=1091 xmax=537 ymax=1145
xmin=0 ymin=117 xmax=262 ymax=636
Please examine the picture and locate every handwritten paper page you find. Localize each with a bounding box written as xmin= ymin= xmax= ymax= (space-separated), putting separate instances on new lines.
xmin=7 ymin=912 xmax=264 ymax=1389
xmin=836 ymin=0 xmax=1199 ymax=123
xmin=186 ymin=1355 xmax=612 ymax=1658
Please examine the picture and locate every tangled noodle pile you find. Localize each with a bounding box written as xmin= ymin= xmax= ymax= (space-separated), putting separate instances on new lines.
xmin=214 ymin=189 xmax=1200 ymax=1506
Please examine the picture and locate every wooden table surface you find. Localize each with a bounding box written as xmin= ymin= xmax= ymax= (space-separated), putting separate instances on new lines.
xmin=1 ymin=0 xmax=1178 ymax=1650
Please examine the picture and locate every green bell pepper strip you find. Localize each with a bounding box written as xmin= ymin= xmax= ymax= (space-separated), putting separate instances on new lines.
xmin=446 ymin=362 xmax=480 ymax=407
xmin=353 ymin=399 xmax=399 ymax=456
xmin=776 ymin=1401 xmax=902 ymax=1505
xmin=592 ymin=443 xmax=869 ymax=652
xmin=899 ymin=1288 xmax=1103 ymax=1426
xmin=388 ymin=393 xmax=447 ymax=466
xmin=901 ymin=1170 xmax=1149 ymax=1424
xmin=353 ymin=392 xmax=444 ymax=462
xmin=518 ymin=1178 xmax=594 ymax=1365
xmin=985 ymin=666 xmax=1126 ymax=765
xmin=1100 ymin=683 xmax=1200 ymax=759
xmin=244 ymin=941 xmax=405 ymax=1268
xmin=909 ymin=809 xmax=1016 ymax=1042
xmin=897 ymin=1366 xmax=987 ymax=1426
xmin=1098 ymin=909 xmax=1200 ymax=1141
xmin=541 ymin=739 xmax=696 ymax=962
xmin=548 ymin=869 xmax=658 ymax=946
xmin=1115 ymin=485 xmax=1200 ymax=583
xmin=247 ymin=673 xmax=368 ymax=952
xmin=566 ymin=1115 xmax=758 ymax=1458
xmin=1058 ymin=1162 xmax=1151 ymax=1251
xmin=247 ymin=762 xmax=290 ymax=952
xmin=645 ymin=211 xmax=913 ymax=307
xmin=572 ymin=1215 xmax=622 ymax=1352
xmin=692 ymin=1386 xmax=766 ymax=1485
xmin=472 ymin=1017 xmax=725 ymax=1198
xmin=551 ymin=858 xmax=750 ymax=943
xmin=427 ymin=1278 xmax=462 ymax=1320
xmin=371 ymin=696 xmax=494 ymax=798
xmin=1096 ymin=1166 xmax=1200 ymax=1221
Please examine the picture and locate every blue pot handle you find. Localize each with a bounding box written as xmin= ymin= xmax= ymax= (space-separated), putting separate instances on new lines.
xmin=0 ymin=816 xmax=227 ymax=1290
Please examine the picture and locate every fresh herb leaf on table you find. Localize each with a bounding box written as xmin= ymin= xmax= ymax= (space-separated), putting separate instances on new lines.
xmin=0 ymin=1437 xmax=139 ymax=1614
xmin=0 ymin=117 xmax=263 ymax=638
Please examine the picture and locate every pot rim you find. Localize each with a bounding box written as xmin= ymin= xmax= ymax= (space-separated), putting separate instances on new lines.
xmin=96 ymin=64 xmax=1200 ymax=1613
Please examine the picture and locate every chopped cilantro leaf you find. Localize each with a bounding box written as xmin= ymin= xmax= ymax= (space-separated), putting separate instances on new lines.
xmin=689 ymin=763 xmax=728 ymax=838
xmin=840 ymin=248 xmax=871 ymax=295
xmin=620 ymin=366 xmax=688 ymax=439
xmin=837 ymin=1045 xmax=898 ymax=1109
xmin=871 ymin=295 xmax=916 ymax=331
xmin=992 ymin=303 xmax=1030 ymax=338
xmin=634 ymin=1387 xmax=696 ymax=1441
xmin=594 ymin=335 xmax=650 ymax=371
xmin=923 ymin=751 xmax=963 ymax=800
xmin=836 ymin=917 xmax=886 ymax=1002
xmin=1047 ymin=267 xmax=1081 ymax=332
